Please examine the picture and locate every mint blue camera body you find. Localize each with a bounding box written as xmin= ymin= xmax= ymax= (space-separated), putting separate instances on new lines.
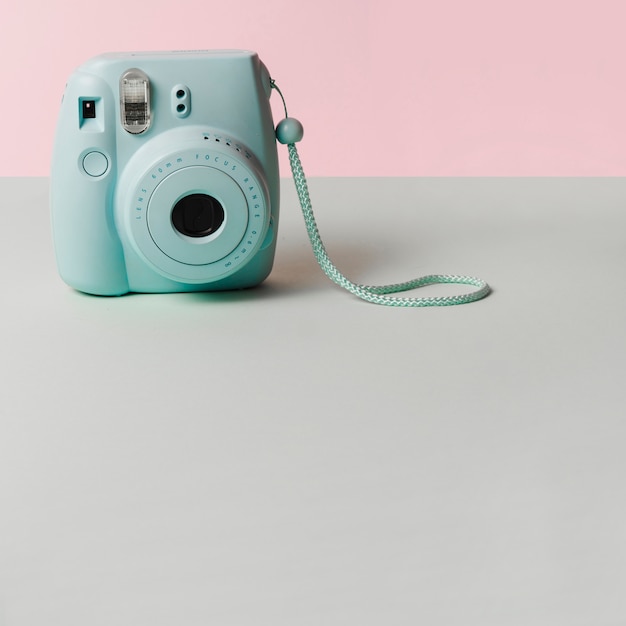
xmin=51 ymin=50 xmax=279 ymax=295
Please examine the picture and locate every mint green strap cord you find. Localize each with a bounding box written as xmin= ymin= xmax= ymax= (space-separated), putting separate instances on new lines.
xmin=271 ymin=80 xmax=491 ymax=307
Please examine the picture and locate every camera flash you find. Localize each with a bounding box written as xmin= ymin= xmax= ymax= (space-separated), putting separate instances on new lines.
xmin=120 ymin=69 xmax=151 ymax=134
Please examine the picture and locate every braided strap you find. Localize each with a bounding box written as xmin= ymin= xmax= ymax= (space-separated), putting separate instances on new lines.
xmin=287 ymin=143 xmax=491 ymax=307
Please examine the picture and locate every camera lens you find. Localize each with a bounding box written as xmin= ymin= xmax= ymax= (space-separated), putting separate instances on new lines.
xmin=171 ymin=193 xmax=225 ymax=238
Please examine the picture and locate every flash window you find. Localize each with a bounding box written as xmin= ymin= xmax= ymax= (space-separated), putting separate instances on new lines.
xmin=120 ymin=68 xmax=151 ymax=134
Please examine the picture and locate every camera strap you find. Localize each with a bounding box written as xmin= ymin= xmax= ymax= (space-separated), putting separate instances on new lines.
xmin=270 ymin=80 xmax=491 ymax=307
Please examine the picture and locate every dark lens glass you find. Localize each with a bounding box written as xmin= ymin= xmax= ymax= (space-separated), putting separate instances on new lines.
xmin=171 ymin=193 xmax=225 ymax=238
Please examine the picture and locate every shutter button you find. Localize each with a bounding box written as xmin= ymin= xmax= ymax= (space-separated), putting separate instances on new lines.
xmin=82 ymin=151 xmax=109 ymax=177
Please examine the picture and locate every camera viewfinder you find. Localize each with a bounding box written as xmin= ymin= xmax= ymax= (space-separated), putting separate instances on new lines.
xmin=82 ymin=100 xmax=96 ymax=119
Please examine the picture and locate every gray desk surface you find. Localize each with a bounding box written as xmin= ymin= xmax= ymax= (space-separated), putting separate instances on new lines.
xmin=1 ymin=177 xmax=626 ymax=625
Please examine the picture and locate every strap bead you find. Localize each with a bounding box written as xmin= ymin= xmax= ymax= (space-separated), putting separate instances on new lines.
xmin=276 ymin=117 xmax=304 ymax=144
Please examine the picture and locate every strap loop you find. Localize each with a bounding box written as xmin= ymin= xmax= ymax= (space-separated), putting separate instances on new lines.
xmin=272 ymin=80 xmax=491 ymax=307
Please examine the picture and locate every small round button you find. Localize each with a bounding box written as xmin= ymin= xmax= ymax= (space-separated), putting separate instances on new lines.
xmin=82 ymin=151 xmax=109 ymax=177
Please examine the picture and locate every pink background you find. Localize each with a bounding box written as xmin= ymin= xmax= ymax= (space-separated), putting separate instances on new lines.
xmin=2 ymin=0 xmax=626 ymax=177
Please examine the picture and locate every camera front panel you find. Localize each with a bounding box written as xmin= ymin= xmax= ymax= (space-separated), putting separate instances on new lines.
xmin=51 ymin=51 xmax=279 ymax=295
